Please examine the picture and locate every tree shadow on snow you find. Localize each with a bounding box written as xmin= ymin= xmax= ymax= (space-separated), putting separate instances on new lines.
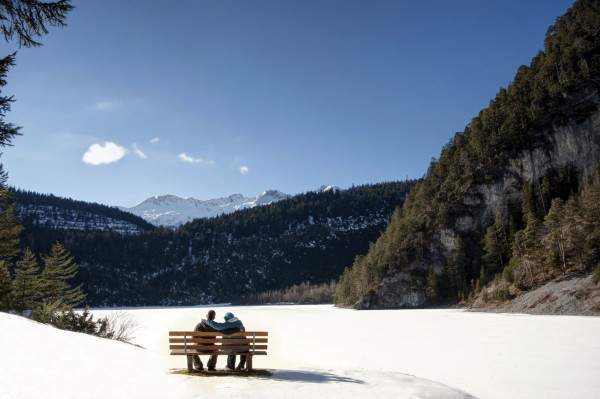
xmin=267 ymin=370 xmax=364 ymax=384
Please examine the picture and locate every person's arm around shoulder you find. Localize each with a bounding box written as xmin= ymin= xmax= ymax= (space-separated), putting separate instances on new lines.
xmin=205 ymin=319 xmax=231 ymax=330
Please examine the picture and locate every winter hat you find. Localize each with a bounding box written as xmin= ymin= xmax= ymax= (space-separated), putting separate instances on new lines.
xmin=224 ymin=312 xmax=234 ymax=321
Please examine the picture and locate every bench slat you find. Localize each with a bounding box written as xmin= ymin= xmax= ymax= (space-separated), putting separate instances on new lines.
xmin=170 ymin=345 xmax=268 ymax=351
xmin=169 ymin=331 xmax=268 ymax=337
xmin=169 ymin=338 xmax=268 ymax=344
xmin=170 ymin=350 xmax=267 ymax=356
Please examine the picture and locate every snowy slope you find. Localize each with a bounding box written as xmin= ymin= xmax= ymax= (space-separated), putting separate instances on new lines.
xmin=0 ymin=312 xmax=193 ymax=399
xmin=3 ymin=306 xmax=599 ymax=399
xmin=120 ymin=190 xmax=291 ymax=227
xmin=17 ymin=204 xmax=147 ymax=234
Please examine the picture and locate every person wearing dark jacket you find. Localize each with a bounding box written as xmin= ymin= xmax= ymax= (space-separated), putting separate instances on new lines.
xmin=204 ymin=312 xmax=247 ymax=371
xmin=192 ymin=310 xmax=219 ymax=371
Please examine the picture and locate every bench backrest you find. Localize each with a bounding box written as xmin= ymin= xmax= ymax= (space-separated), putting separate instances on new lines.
xmin=169 ymin=331 xmax=268 ymax=353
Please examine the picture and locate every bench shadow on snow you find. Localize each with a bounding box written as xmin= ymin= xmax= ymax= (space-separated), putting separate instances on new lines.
xmin=269 ymin=370 xmax=479 ymax=398
xmin=268 ymin=370 xmax=364 ymax=384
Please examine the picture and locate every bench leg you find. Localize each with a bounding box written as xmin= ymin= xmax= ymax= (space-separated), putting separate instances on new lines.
xmin=247 ymin=355 xmax=253 ymax=371
xmin=187 ymin=355 xmax=194 ymax=372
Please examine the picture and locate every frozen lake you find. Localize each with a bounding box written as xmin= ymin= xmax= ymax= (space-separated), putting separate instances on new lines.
xmin=2 ymin=305 xmax=599 ymax=399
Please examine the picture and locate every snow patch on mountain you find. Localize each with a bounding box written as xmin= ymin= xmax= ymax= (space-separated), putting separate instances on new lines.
xmin=315 ymin=185 xmax=341 ymax=193
xmin=121 ymin=190 xmax=291 ymax=227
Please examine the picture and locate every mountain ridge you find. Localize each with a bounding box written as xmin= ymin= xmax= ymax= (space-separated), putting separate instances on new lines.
xmin=120 ymin=187 xmax=341 ymax=227
xmin=12 ymin=188 xmax=154 ymax=234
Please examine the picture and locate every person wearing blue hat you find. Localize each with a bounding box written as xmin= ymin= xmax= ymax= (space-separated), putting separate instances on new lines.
xmin=203 ymin=312 xmax=247 ymax=370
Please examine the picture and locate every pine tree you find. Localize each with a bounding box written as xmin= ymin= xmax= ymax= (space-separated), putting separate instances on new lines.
xmin=481 ymin=221 xmax=505 ymax=277
xmin=0 ymin=165 xmax=21 ymax=311
xmin=426 ymin=267 xmax=439 ymax=303
xmin=40 ymin=242 xmax=85 ymax=311
xmin=0 ymin=53 xmax=19 ymax=148
xmin=0 ymin=260 xmax=12 ymax=311
xmin=522 ymin=184 xmax=537 ymax=218
xmin=0 ymin=0 xmax=73 ymax=311
xmin=0 ymin=165 xmax=21 ymax=261
xmin=580 ymin=168 xmax=600 ymax=267
xmin=0 ymin=0 xmax=73 ymax=47
xmin=563 ymin=196 xmax=587 ymax=273
xmin=446 ymin=237 xmax=468 ymax=297
xmin=12 ymin=248 xmax=41 ymax=314
xmin=543 ymin=199 xmax=568 ymax=275
xmin=0 ymin=0 xmax=73 ymax=150
xmin=522 ymin=211 xmax=543 ymax=284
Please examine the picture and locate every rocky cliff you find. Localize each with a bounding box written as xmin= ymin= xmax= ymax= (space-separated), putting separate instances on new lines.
xmin=356 ymin=89 xmax=600 ymax=309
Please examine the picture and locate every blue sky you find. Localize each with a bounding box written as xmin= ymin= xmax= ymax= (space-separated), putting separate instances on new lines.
xmin=2 ymin=0 xmax=575 ymax=207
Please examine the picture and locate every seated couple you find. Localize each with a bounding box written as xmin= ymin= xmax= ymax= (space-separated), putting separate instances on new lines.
xmin=192 ymin=310 xmax=247 ymax=371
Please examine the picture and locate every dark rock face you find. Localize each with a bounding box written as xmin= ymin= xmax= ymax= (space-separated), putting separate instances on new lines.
xmin=356 ymin=271 xmax=428 ymax=309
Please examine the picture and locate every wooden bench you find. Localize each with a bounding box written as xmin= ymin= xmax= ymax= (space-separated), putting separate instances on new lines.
xmin=169 ymin=331 xmax=268 ymax=372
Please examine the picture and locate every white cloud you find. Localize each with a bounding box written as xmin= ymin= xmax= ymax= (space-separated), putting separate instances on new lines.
xmin=178 ymin=153 xmax=203 ymax=163
xmin=150 ymin=137 xmax=160 ymax=144
xmin=239 ymin=166 xmax=249 ymax=174
xmin=177 ymin=153 xmax=215 ymax=166
xmin=82 ymin=142 xmax=128 ymax=165
xmin=93 ymin=101 xmax=121 ymax=111
xmin=132 ymin=143 xmax=147 ymax=159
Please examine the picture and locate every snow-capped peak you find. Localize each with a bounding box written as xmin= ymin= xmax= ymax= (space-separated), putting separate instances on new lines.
xmin=315 ymin=185 xmax=341 ymax=193
xmin=121 ymin=190 xmax=291 ymax=227
xmin=136 ymin=194 xmax=188 ymax=207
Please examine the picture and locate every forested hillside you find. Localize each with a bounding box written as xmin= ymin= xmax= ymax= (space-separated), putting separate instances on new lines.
xmin=12 ymin=189 xmax=155 ymax=234
xmin=335 ymin=0 xmax=600 ymax=309
xmin=19 ymin=181 xmax=414 ymax=306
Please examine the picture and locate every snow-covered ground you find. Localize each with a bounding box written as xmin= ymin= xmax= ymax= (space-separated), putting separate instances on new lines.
xmin=2 ymin=305 xmax=599 ymax=399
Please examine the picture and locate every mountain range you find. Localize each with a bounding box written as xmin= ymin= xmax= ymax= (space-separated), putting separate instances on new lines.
xmin=16 ymin=181 xmax=413 ymax=306
xmin=120 ymin=186 xmax=340 ymax=227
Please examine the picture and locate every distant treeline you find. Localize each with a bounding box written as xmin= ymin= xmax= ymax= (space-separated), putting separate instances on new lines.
xmin=234 ymin=280 xmax=337 ymax=305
